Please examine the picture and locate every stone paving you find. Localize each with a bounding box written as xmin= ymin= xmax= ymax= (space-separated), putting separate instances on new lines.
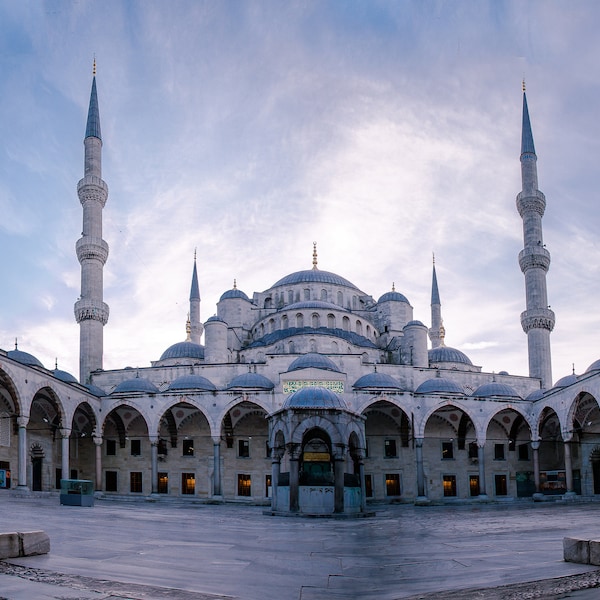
xmin=1 ymin=495 xmax=600 ymax=599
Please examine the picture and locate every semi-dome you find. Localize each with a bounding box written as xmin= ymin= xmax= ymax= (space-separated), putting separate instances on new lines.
xmin=428 ymin=346 xmax=473 ymax=366
xmin=52 ymin=368 xmax=78 ymax=384
xmin=586 ymin=359 xmax=600 ymax=373
xmin=7 ymin=348 xmax=44 ymax=368
xmin=553 ymin=373 xmax=579 ymax=388
xmin=415 ymin=378 xmax=464 ymax=395
xmin=378 ymin=290 xmax=410 ymax=304
xmin=283 ymin=386 xmax=347 ymax=410
xmin=472 ymin=382 xmax=521 ymax=399
xmin=353 ymin=372 xmax=403 ymax=390
xmin=227 ymin=372 xmax=274 ymax=390
xmin=287 ymin=353 xmax=341 ymax=373
xmin=525 ymin=388 xmax=546 ymax=401
xmin=112 ymin=377 xmax=160 ymax=394
xmin=272 ymin=269 xmax=359 ymax=290
xmin=168 ymin=374 xmax=216 ymax=391
xmin=219 ymin=288 xmax=250 ymax=301
xmin=159 ymin=341 xmax=205 ymax=362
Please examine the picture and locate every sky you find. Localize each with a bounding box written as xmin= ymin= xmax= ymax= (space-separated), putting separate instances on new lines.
xmin=1 ymin=0 xmax=600 ymax=384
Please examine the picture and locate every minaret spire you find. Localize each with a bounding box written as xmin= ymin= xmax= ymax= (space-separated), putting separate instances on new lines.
xmin=74 ymin=61 xmax=110 ymax=383
xmin=517 ymin=87 xmax=554 ymax=388
xmin=189 ymin=251 xmax=203 ymax=344
xmin=429 ymin=253 xmax=443 ymax=349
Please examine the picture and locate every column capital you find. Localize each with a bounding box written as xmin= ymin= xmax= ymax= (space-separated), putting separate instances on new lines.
xmin=287 ymin=442 xmax=301 ymax=460
xmin=17 ymin=416 xmax=29 ymax=428
xmin=149 ymin=435 xmax=159 ymax=445
xmin=212 ymin=436 xmax=222 ymax=445
xmin=415 ymin=437 xmax=424 ymax=448
xmin=530 ymin=440 xmax=540 ymax=450
xmin=59 ymin=428 xmax=71 ymax=438
xmin=93 ymin=436 xmax=103 ymax=446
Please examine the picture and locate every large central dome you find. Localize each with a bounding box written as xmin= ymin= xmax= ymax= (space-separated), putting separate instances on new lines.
xmin=271 ymin=269 xmax=359 ymax=290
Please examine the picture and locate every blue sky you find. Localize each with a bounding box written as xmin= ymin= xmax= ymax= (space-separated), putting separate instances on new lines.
xmin=1 ymin=1 xmax=600 ymax=384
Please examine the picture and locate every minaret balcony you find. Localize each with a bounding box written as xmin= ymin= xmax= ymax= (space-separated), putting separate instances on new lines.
xmin=520 ymin=307 xmax=555 ymax=333
xmin=516 ymin=190 xmax=546 ymax=217
xmin=518 ymin=246 xmax=551 ymax=273
xmin=76 ymin=237 xmax=109 ymax=264
xmin=74 ymin=299 xmax=109 ymax=325
xmin=77 ymin=176 xmax=108 ymax=207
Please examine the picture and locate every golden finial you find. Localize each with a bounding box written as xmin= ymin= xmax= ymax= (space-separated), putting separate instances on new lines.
xmin=392 ymin=282 xmax=395 ymax=292
xmin=186 ymin=313 xmax=191 ymax=341
xmin=522 ymin=79 xmax=526 ymax=92
xmin=233 ymin=279 xmax=237 ymax=290
xmin=312 ymin=242 xmax=318 ymax=270
xmin=93 ymin=56 xmax=97 ymax=77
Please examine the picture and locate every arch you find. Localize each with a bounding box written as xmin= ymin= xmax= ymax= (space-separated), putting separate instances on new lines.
xmin=356 ymin=320 xmax=363 ymax=336
xmin=264 ymin=297 xmax=272 ymax=309
xmin=342 ymin=316 xmax=350 ymax=332
xmin=289 ymin=414 xmax=345 ymax=447
xmin=288 ymin=341 xmax=295 ymax=353
xmin=299 ymin=427 xmax=333 ymax=485
xmin=312 ymin=313 xmax=320 ymax=328
xmin=281 ymin=314 xmax=288 ymax=329
xmin=320 ymin=289 xmax=328 ymax=301
xmin=327 ymin=313 xmax=336 ymax=329
xmin=296 ymin=313 xmax=304 ymax=328
xmin=268 ymin=318 xmax=276 ymax=334
xmin=0 ymin=364 xmax=23 ymax=417
xmin=337 ymin=291 xmax=343 ymax=306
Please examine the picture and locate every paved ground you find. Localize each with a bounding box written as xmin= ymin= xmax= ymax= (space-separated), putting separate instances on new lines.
xmin=2 ymin=496 xmax=600 ymax=599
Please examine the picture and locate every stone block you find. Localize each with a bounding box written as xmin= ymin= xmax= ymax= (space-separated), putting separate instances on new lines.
xmin=589 ymin=540 xmax=600 ymax=566
xmin=563 ymin=537 xmax=589 ymax=564
xmin=18 ymin=530 xmax=50 ymax=556
xmin=0 ymin=533 xmax=20 ymax=558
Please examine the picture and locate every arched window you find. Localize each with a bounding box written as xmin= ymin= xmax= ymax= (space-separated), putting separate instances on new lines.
xmin=310 ymin=338 xmax=317 ymax=352
xmin=342 ymin=316 xmax=350 ymax=331
xmin=259 ymin=323 xmax=264 ymax=337
xmin=327 ymin=314 xmax=335 ymax=328
xmin=321 ymin=289 xmax=327 ymax=301
xmin=296 ymin=313 xmax=304 ymax=328
xmin=269 ymin=318 xmax=275 ymax=333
xmin=337 ymin=291 xmax=343 ymax=306
xmin=352 ymin=296 xmax=357 ymax=309
xmin=288 ymin=341 xmax=295 ymax=353
xmin=331 ymin=341 xmax=338 ymax=352
xmin=281 ymin=315 xmax=288 ymax=329
xmin=366 ymin=324 xmax=371 ymax=337
xmin=264 ymin=297 xmax=272 ymax=309
xmin=288 ymin=290 xmax=294 ymax=304
xmin=304 ymin=288 xmax=310 ymax=301
xmin=356 ymin=320 xmax=363 ymax=335
xmin=312 ymin=313 xmax=320 ymax=328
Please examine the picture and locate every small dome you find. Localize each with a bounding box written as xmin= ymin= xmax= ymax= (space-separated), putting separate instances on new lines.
xmin=353 ymin=372 xmax=403 ymax=390
xmin=112 ymin=377 xmax=160 ymax=394
xmin=168 ymin=374 xmax=216 ymax=391
xmin=415 ymin=378 xmax=464 ymax=395
xmin=206 ymin=315 xmax=226 ymax=323
xmin=272 ymin=269 xmax=359 ymax=290
xmin=526 ymin=388 xmax=546 ymax=401
xmin=378 ymin=291 xmax=410 ymax=304
xmin=586 ymin=359 xmax=600 ymax=374
xmin=283 ymin=386 xmax=347 ymax=410
xmin=220 ymin=288 xmax=250 ymax=301
xmin=405 ymin=320 xmax=425 ymax=327
xmin=287 ymin=353 xmax=341 ymax=373
xmin=472 ymin=382 xmax=521 ymax=399
xmin=7 ymin=348 xmax=44 ymax=368
xmin=159 ymin=341 xmax=205 ymax=362
xmin=85 ymin=384 xmax=107 ymax=397
xmin=52 ymin=368 xmax=78 ymax=384
xmin=553 ymin=373 xmax=579 ymax=388
xmin=227 ymin=372 xmax=274 ymax=390
xmin=429 ymin=346 xmax=473 ymax=366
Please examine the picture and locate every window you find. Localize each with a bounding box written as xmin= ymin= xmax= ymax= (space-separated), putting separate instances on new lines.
xmin=0 ymin=412 xmax=10 ymax=446
xmin=384 ymin=439 xmax=397 ymax=458
xmin=443 ymin=475 xmax=457 ymax=497
xmin=327 ymin=314 xmax=335 ymax=328
xmin=441 ymin=441 xmax=454 ymax=460
xmin=356 ymin=320 xmax=362 ymax=335
xmin=468 ymin=442 xmax=478 ymax=459
xmin=281 ymin=315 xmax=288 ymax=329
xmin=365 ymin=439 xmax=369 ymax=459
xmin=469 ymin=475 xmax=480 ymax=497
xmin=321 ymin=289 xmax=327 ymax=301
xmin=158 ymin=439 xmax=168 ymax=456
xmin=158 ymin=472 xmax=168 ymax=494
xmin=288 ymin=290 xmax=294 ymax=304
xmin=130 ymin=439 xmax=141 ymax=456
xmin=518 ymin=443 xmax=530 ymax=461
xmin=296 ymin=314 xmax=304 ymax=328
xmin=130 ymin=471 xmax=142 ymax=493
xmin=181 ymin=472 xmax=195 ymax=495
xmin=495 ymin=474 xmax=508 ymax=496
xmin=312 ymin=313 xmax=320 ymax=328
xmin=265 ymin=441 xmax=271 ymax=458
xmin=385 ymin=473 xmax=401 ymax=496
xmin=269 ymin=318 xmax=275 ymax=333
xmin=494 ymin=443 xmax=505 ymax=461
xmin=337 ymin=291 xmax=343 ymax=306
xmin=106 ymin=439 xmax=116 ymax=456
xmin=238 ymin=474 xmax=252 ymax=497
xmin=365 ymin=474 xmax=373 ymax=497
xmin=182 ymin=439 xmax=194 ymax=456
xmin=265 ymin=474 xmax=272 ymax=498
xmin=238 ymin=439 xmax=250 ymax=458
xmin=105 ymin=470 xmax=118 ymax=492
xmin=342 ymin=316 xmax=350 ymax=331
xmin=304 ymin=289 xmax=310 ymax=301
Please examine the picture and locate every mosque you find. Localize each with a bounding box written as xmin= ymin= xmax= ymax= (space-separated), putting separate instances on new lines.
xmin=1 ymin=70 xmax=599 ymax=515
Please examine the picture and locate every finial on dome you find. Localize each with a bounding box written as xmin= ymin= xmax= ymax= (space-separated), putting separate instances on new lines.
xmin=14 ymin=338 xmax=18 ymax=350
xmin=312 ymin=242 xmax=318 ymax=270
xmin=392 ymin=282 xmax=395 ymax=292
xmin=93 ymin=56 xmax=97 ymax=77
xmin=233 ymin=279 xmax=237 ymax=290
xmin=572 ymin=363 xmax=576 ymax=375
xmin=55 ymin=358 xmax=58 ymax=370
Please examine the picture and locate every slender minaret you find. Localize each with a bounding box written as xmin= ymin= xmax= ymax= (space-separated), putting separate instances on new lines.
xmin=429 ymin=254 xmax=444 ymax=349
xmin=74 ymin=60 xmax=110 ymax=383
xmin=517 ymin=83 xmax=554 ymax=388
xmin=189 ymin=251 xmax=203 ymax=344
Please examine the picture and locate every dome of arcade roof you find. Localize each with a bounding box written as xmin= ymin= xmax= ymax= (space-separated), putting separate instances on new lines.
xmin=85 ymin=384 xmax=107 ymax=397
xmin=272 ymin=269 xmax=359 ymax=290
xmin=52 ymin=368 xmax=78 ymax=384
xmin=168 ymin=374 xmax=216 ymax=391
xmin=428 ymin=346 xmax=473 ymax=366
xmin=586 ymin=359 xmax=600 ymax=373
xmin=287 ymin=353 xmax=341 ymax=373
xmin=159 ymin=341 xmax=205 ymax=362
xmin=525 ymin=388 xmax=546 ymax=401
xmin=553 ymin=373 xmax=579 ymax=388
xmin=283 ymin=386 xmax=347 ymax=410
xmin=112 ymin=377 xmax=160 ymax=394
xmin=227 ymin=372 xmax=274 ymax=390
xmin=472 ymin=382 xmax=521 ymax=399
xmin=7 ymin=348 xmax=44 ymax=368
xmin=415 ymin=377 xmax=464 ymax=395
xmin=353 ymin=372 xmax=403 ymax=390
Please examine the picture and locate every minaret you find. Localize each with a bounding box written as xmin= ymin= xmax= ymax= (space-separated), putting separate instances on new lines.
xmin=517 ymin=83 xmax=554 ymax=388
xmin=74 ymin=61 xmax=110 ymax=383
xmin=429 ymin=254 xmax=444 ymax=349
xmin=189 ymin=251 xmax=203 ymax=344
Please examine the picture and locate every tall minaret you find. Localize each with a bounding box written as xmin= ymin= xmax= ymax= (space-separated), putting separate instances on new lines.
xmin=429 ymin=254 xmax=444 ymax=349
xmin=517 ymin=84 xmax=554 ymax=388
xmin=189 ymin=251 xmax=203 ymax=344
xmin=74 ymin=61 xmax=110 ymax=383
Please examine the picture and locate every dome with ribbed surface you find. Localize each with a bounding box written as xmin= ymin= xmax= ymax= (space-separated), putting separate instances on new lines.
xmin=283 ymin=386 xmax=347 ymax=410
xmin=220 ymin=288 xmax=250 ymax=301
xmin=525 ymin=389 xmax=546 ymax=401
xmin=287 ymin=353 xmax=341 ymax=373
xmin=227 ymin=372 xmax=274 ymax=390
xmin=429 ymin=346 xmax=473 ymax=366
xmin=378 ymin=291 xmax=410 ymax=304
xmin=159 ymin=341 xmax=205 ymax=361
xmin=7 ymin=348 xmax=44 ymax=368
xmin=112 ymin=377 xmax=159 ymax=394
xmin=272 ymin=269 xmax=359 ymax=290
xmin=353 ymin=372 xmax=403 ymax=390
xmin=553 ymin=373 xmax=578 ymax=388
xmin=415 ymin=378 xmax=464 ymax=395
xmin=168 ymin=375 xmax=216 ymax=391
xmin=52 ymin=368 xmax=78 ymax=384
xmin=472 ymin=382 xmax=521 ymax=399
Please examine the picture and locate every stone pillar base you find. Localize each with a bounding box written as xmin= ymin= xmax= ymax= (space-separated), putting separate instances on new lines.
xmin=414 ymin=496 xmax=431 ymax=506
xmin=564 ymin=491 xmax=578 ymax=500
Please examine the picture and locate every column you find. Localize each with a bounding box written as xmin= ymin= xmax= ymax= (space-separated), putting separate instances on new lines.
xmin=334 ymin=451 xmax=345 ymax=514
xmin=415 ymin=437 xmax=427 ymax=500
xmin=271 ymin=449 xmax=283 ymax=512
xmin=212 ymin=438 xmax=222 ymax=496
xmin=531 ymin=440 xmax=541 ymax=495
xmin=477 ymin=442 xmax=487 ymax=497
xmin=564 ymin=439 xmax=575 ymax=496
xmin=93 ymin=434 xmax=103 ymax=491
xmin=60 ymin=428 xmax=71 ymax=481
xmin=17 ymin=416 xmax=29 ymax=490
xmin=288 ymin=443 xmax=300 ymax=513
xmin=150 ymin=437 xmax=159 ymax=495
xmin=357 ymin=452 xmax=367 ymax=512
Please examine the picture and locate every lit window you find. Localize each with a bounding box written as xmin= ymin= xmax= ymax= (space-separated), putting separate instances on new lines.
xmin=238 ymin=474 xmax=251 ymax=497
xmin=384 ymin=439 xmax=397 ymax=458
xmin=182 ymin=472 xmax=195 ymax=495
xmin=443 ymin=475 xmax=457 ymax=497
xmin=130 ymin=439 xmax=141 ymax=456
xmin=158 ymin=472 xmax=168 ymax=494
xmin=182 ymin=439 xmax=194 ymax=456
xmin=238 ymin=439 xmax=250 ymax=458
xmin=441 ymin=441 xmax=454 ymax=460
xmin=130 ymin=471 xmax=142 ymax=493
xmin=265 ymin=474 xmax=272 ymax=498
xmin=385 ymin=473 xmax=400 ymax=496
xmin=469 ymin=475 xmax=480 ymax=496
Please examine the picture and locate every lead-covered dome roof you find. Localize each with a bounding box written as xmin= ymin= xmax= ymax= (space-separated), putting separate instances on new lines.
xmin=52 ymin=368 xmax=78 ymax=384
xmin=283 ymin=386 xmax=347 ymax=410
xmin=168 ymin=374 xmax=216 ymax=391
xmin=428 ymin=346 xmax=473 ymax=366
xmin=378 ymin=290 xmax=410 ymax=304
xmin=353 ymin=372 xmax=403 ymax=390
xmin=159 ymin=341 xmax=205 ymax=361
xmin=553 ymin=373 xmax=579 ymax=388
xmin=472 ymin=382 xmax=521 ymax=399
xmin=287 ymin=353 xmax=341 ymax=373
xmin=7 ymin=348 xmax=44 ymax=368
xmin=227 ymin=372 xmax=274 ymax=390
xmin=112 ymin=377 xmax=160 ymax=394
xmin=415 ymin=377 xmax=464 ymax=395
xmin=272 ymin=269 xmax=359 ymax=290
xmin=220 ymin=288 xmax=250 ymax=301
